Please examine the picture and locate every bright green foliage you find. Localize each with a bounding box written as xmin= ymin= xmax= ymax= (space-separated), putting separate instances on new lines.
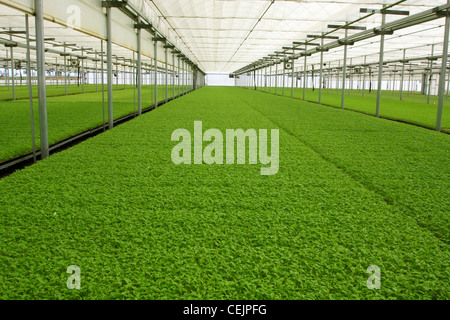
xmin=253 ymin=86 xmax=450 ymax=132
xmin=0 ymin=87 xmax=448 ymax=299
xmin=0 ymin=84 xmax=106 ymax=101
xmin=0 ymin=85 xmax=184 ymax=162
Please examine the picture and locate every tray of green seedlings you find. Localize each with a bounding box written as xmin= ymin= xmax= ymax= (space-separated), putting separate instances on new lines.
xmin=0 ymin=87 xmax=447 ymax=299
xmin=0 ymin=85 xmax=181 ymax=163
xmin=264 ymin=86 xmax=450 ymax=131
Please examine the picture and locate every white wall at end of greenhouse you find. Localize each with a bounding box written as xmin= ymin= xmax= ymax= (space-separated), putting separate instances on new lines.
xmin=206 ymin=73 xmax=235 ymax=86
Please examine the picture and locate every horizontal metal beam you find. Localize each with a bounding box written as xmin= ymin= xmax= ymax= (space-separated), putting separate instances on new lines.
xmin=373 ymin=28 xmax=394 ymax=35
xmin=134 ymin=23 xmax=153 ymax=31
xmin=102 ymin=0 xmax=128 ymax=8
xmin=360 ymin=8 xmax=410 ymax=16
xmin=307 ymin=34 xmax=339 ymax=39
xmin=293 ymin=41 xmax=320 ymax=46
xmin=328 ymin=24 xmax=367 ymax=30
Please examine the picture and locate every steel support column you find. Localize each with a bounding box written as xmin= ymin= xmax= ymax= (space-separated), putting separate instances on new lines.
xmin=9 ymin=29 xmax=16 ymax=100
xmin=282 ymin=54 xmax=286 ymax=96
xmin=436 ymin=6 xmax=450 ymax=132
xmin=154 ymin=40 xmax=158 ymax=106
xmin=291 ymin=59 xmax=295 ymax=98
xmin=106 ymin=6 xmax=114 ymax=129
xmin=269 ymin=63 xmax=272 ymax=93
xmin=34 ymin=0 xmax=49 ymax=158
xmin=427 ymin=44 xmax=435 ymax=104
xmin=172 ymin=52 xmax=175 ymax=99
xmin=376 ymin=9 xmax=386 ymax=117
xmin=25 ymin=14 xmax=36 ymax=162
xmin=303 ymin=44 xmax=307 ymax=101
xmin=275 ymin=61 xmax=278 ymax=95
xmin=136 ymin=27 xmax=142 ymax=115
xmin=81 ymin=48 xmax=85 ymax=93
xmin=400 ymin=49 xmax=406 ymax=101
xmin=362 ymin=56 xmax=367 ymax=97
xmin=165 ymin=47 xmax=168 ymax=103
xmin=95 ymin=52 xmax=98 ymax=92
xmin=178 ymin=56 xmax=181 ymax=96
xmin=341 ymin=28 xmax=348 ymax=109
xmin=319 ymin=37 xmax=324 ymax=104
xmin=101 ymin=39 xmax=105 ymax=131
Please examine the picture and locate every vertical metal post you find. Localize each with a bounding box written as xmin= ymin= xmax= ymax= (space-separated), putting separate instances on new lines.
xmin=257 ymin=67 xmax=260 ymax=91
xmin=427 ymin=44 xmax=434 ymax=104
xmin=55 ymin=58 xmax=59 ymax=88
xmin=261 ymin=66 xmax=264 ymax=92
xmin=106 ymin=6 xmax=114 ymax=129
xmin=25 ymin=14 xmax=36 ymax=163
xmin=282 ymin=54 xmax=285 ymax=96
xmin=149 ymin=65 xmax=153 ymax=104
xmin=34 ymin=0 xmax=49 ymax=158
xmin=341 ymin=28 xmax=348 ymax=109
xmin=349 ymin=58 xmax=353 ymax=95
xmin=185 ymin=61 xmax=188 ymax=94
xmin=436 ymin=6 xmax=450 ymax=132
xmin=327 ymin=63 xmax=331 ymax=93
xmin=123 ymin=62 xmax=126 ymax=89
xmin=392 ymin=67 xmax=396 ymax=94
xmin=182 ymin=60 xmax=185 ymax=94
xmin=319 ymin=36 xmax=324 ymax=104
xmin=291 ymin=58 xmax=295 ymax=98
xmin=137 ymin=27 xmax=142 ymax=115
xmin=154 ymin=40 xmax=158 ymax=106
xmin=337 ymin=60 xmax=341 ymax=94
xmin=264 ymin=64 xmax=267 ymax=92
xmin=408 ymin=65 xmax=411 ymax=96
xmin=133 ymin=51 xmax=136 ymax=115
xmin=275 ymin=60 xmax=278 ymax=95
xmin=115 ymin=57 xmax=119 ymax=91
xmin=81 ymin=48 xmax=85 ymax=93
xmin=362 ymin=56 xmax=366 ymax=97
xmin=181 ymin=60 xmax=184 ymax=94
xmin=165 ymin=47 xmax=168 ymax=103
xmin=5 ymin=50 xmax=9 ymax=89
xmin=400 ymin=49 xmax=406 ymax=101
xmin=95 ymin=52 xmax=98 ymax=92
xmin=178 ymin=56 xmax=181 ymax=96
xmin=172 ymin=51 xmax=175 ymax=99
xmin=101 ymin=39 xmax=105 ymax=131
xmin=9 ymin=29 xmax=16 ymax=100
xmin=303 ymin=44 xmax=307 ymax=100
xmin=447 ymin=66 xmax=450 ymax=99
xmin=376 ymin=9 xmax=386 ymax=117
xmin=269 ymin=63 xmax=272 ymax=93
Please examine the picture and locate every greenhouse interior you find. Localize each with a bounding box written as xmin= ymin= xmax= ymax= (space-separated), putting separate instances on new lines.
xmin=0 ymin=0 xmax=448 ymax=301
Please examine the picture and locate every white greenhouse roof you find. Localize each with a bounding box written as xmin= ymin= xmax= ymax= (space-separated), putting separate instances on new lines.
xmin=147 ymin=0 xmax=449 ymax=72
xmin=0 ymin=0 xmax=448 ymax=74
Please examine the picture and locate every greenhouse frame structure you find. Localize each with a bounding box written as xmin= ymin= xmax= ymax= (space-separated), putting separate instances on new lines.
xmin=0 ymin=0 xmax=449 ymax=302
xmin=0 ymin=0 xmax=206 ymax=166
xmin=232 ymin=1 xmax=450 ymax=132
